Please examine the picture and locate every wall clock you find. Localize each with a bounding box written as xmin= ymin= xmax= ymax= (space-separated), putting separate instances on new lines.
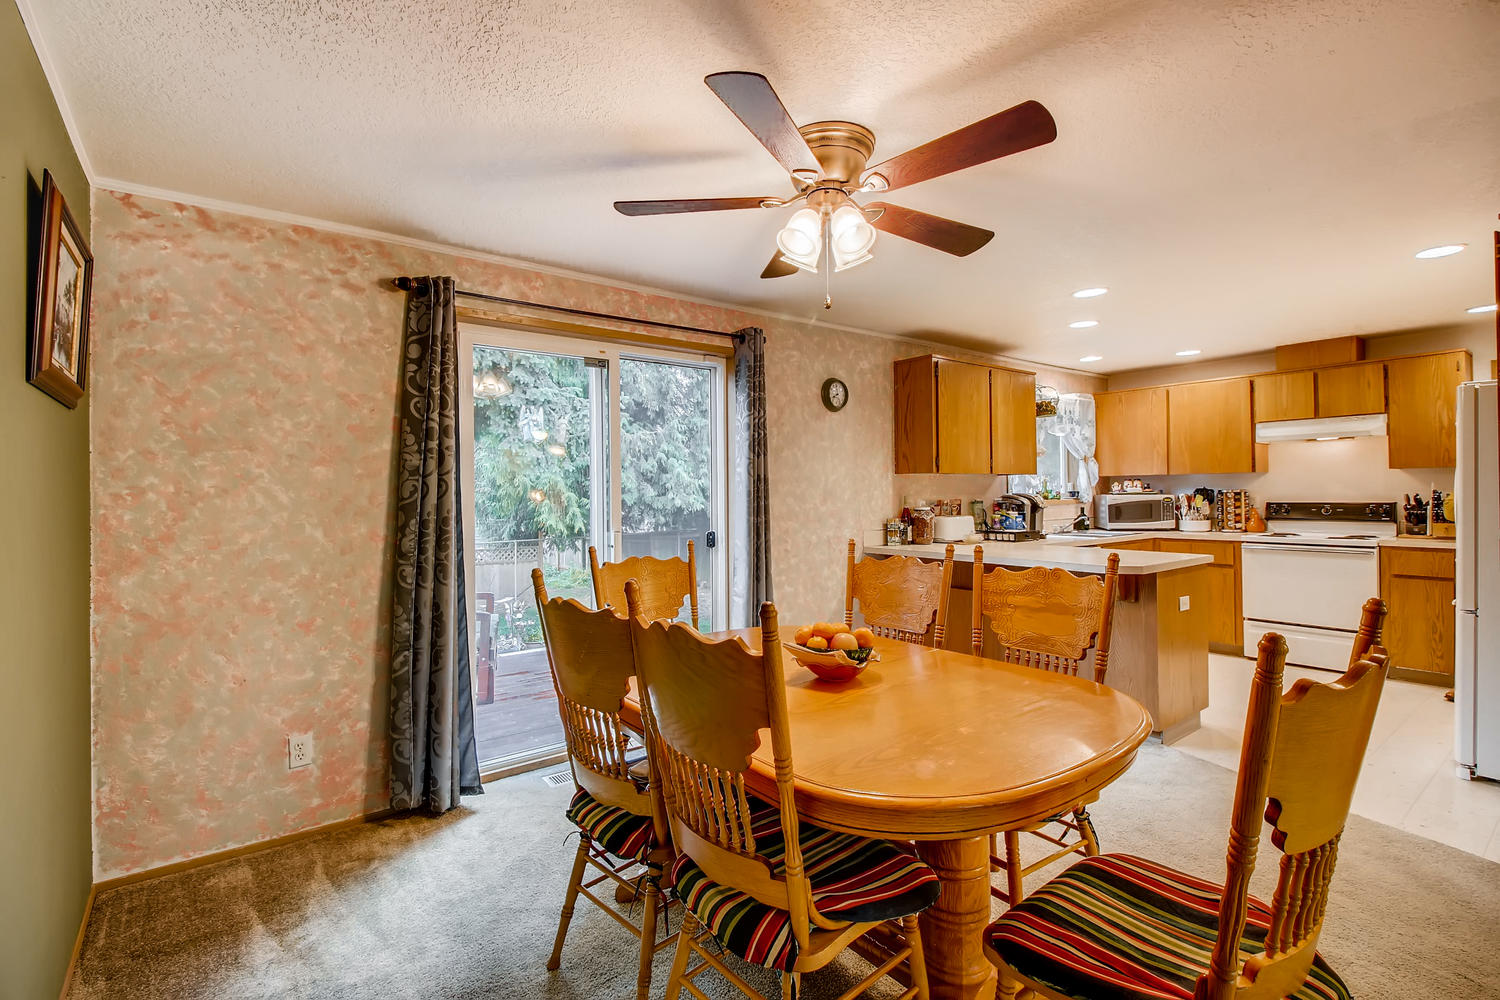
xmin=821 ymin=377 xmax=848 ymax=412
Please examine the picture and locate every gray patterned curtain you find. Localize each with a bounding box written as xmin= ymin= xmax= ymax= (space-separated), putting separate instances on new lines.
xmin=389 ymin=276 xmax=482 ymax=812
xmin=730 ymin=327 xmax=773 ymax=628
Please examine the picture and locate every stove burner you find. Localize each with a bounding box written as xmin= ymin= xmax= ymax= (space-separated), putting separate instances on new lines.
xmin=1264 ymin=532 xmax=1301 ymax=537
xmin=1328 ymin=534 xmax=1377 ymax=540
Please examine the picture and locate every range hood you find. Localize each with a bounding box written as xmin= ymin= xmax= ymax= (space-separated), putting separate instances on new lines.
xmin=1255 ymin=413 xmax=1387 ymax=443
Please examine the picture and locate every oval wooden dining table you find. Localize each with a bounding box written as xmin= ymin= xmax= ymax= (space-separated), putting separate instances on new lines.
xmin=621 ymin=630 xmax=1153 ymax=1000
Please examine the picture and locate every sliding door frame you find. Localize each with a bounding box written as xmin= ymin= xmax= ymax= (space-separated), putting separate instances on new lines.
xmin=456 ymin=319 xmax=731 ymax=776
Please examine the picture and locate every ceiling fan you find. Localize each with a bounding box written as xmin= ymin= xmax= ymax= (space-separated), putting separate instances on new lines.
xmin=614 ymin=72 xmax=1057 ymax=305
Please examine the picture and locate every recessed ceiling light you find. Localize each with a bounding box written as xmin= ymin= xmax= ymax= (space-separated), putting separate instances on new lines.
xmin=1175 ymin=349 xmax=1202 ymax=357
xmin=1415 ymin=244 xmax=1466 ymax=259
xmin=1079 ymin=355 xmax=1103 ymax=363
xmin=1468 ymin=303 xmax=1498 ymax=314
xmin=1069 ymin=320 xmax=1098 ymax=329
xmin=1073 ymin=287 xmax=1108 ymax=298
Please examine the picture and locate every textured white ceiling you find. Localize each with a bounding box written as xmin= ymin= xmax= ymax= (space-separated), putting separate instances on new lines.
xmin=24 ymin=0 xmax=1500 ymax=371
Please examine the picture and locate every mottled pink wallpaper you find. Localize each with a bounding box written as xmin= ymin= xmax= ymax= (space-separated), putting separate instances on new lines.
xmin=89 ymin=191 xmax=1100 ymax=877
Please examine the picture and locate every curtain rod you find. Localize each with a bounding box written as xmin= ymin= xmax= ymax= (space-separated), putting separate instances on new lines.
xmin=389 ymin=276 xmax=741 ymax=341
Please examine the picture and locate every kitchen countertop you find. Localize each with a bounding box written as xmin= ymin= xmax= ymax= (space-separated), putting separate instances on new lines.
xmin=863 ymin=541 xmax=1211 ymax=576
xmin=1376 ymin=536 xmax=1456 ymax=549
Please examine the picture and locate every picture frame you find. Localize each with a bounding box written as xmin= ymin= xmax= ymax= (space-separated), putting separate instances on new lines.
xmin=28 ymin=170 xmax=93 ymax=408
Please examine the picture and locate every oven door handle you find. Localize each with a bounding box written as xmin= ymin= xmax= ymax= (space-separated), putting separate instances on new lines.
xmin=1242 ymin=543 xmax=1376 ymax=555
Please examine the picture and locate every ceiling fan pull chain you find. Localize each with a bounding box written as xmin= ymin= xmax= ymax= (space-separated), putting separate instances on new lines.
xmin=823 ymin=217 xmax=833 ymax=310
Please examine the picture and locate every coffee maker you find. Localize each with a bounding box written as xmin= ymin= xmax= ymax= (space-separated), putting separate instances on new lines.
xmin=992 ymin=493 xmax=1045 ymax=538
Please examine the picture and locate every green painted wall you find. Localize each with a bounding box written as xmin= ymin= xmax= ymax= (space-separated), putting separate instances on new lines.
xmin=0 ymin=2 xmax=93 ymax=996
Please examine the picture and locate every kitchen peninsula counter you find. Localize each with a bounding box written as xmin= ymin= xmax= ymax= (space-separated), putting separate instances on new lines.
xmin=863 ymin=541 xmax=1212 ymax=575
xmin=864 ymin=540 xmax=1210 ymax=742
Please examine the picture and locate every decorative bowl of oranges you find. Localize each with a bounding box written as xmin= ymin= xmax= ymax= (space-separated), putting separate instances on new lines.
xmin=783 ymin=623 xmax=879 ymax=682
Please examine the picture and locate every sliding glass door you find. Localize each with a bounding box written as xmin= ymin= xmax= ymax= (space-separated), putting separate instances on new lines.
xmin=460 ymin=326 xmax=727 ymax=773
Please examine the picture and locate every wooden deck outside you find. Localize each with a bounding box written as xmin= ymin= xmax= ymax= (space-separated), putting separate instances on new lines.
xmin=474 ymin=647 xmax=564 ymax=766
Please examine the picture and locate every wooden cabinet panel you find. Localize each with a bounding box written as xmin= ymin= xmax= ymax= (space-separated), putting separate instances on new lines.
xmin=935 ymin=360 xmax=992 ymax=474
xmin=1274 ymin=335 xmax=1364 ymax=370
xmin=893 ymin=356 xmax=936 ymax=474
xmin=1252 ymin=371 xmax=1315 ymax=421
xmin=1155 ymin=539 xmax=1241 ymax=647
xmin=1387 ymin=352 xmax=1472 ymax=468
xmin=989 ymin=367 xmax=1036 ymax=474
xmin=1094 ymin=388 xmax=1169 ymax=477
xmin=1167 ymin=379 xmax=1256 ymax=474
xmin=1380 ymin=546 xmax=1456 ymax=678
xmin=1316 ymin=363 xmax=1385 ymax=417
xmin=1100 ymin=539 xmax=1158 ymax=551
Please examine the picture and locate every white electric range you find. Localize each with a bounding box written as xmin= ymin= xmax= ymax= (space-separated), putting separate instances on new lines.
xmin=1240 ymin=501 xmax=1398 ymax=669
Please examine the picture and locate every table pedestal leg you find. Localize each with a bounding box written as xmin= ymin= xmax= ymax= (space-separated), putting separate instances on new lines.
xmin=916 ymin=836 xmax=996 ymax=1000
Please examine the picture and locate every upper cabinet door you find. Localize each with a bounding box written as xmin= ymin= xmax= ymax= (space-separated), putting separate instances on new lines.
xmin=990 ymin=367 xmax=1036 ymax=474
xmin=1387 ymin=352 xmax=1472 ymax=468
xmin=1168 ymin=378 xmax=1256 ymax=474
xmin=1252 ymin=371 xmax=1315 ymax=421
xmin=935 ymin=359 xmax=992 ymax=474
xmin=1095 ymin=387 xmax=1169 ymax=477
xmin=1316 ymin=362 xmax=1385 ymax=417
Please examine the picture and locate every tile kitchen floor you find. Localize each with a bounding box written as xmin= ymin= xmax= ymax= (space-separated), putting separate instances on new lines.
xmin=1174 ymin=653 xmax=1500 ymax=861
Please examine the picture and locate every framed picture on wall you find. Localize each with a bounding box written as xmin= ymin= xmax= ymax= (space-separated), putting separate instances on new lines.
xmin=27 ymin=170 xmax=93 ymax=409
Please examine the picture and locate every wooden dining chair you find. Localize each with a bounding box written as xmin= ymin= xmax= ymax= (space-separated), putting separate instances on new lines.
xmin=970 ymin=548 xmax=1121 ymax=905
xmin=983 ymin=628 xmax=1388 ymax=1000
xmin=532 ymin=569 xmax=676 ymax=1000
xmin=590 ymin=541 xmax=699 ymax=627
xmin=845 ymin=539 xmax=955 ymax=646
xmin=625 ymin=582 xmax=939 ymax=1000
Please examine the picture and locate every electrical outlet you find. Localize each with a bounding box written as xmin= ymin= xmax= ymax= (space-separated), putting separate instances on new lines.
xmin=1179 ymin=595 xmax=1191 ymax=612
xmin=288 ymin=734 xmax=314 ymax=769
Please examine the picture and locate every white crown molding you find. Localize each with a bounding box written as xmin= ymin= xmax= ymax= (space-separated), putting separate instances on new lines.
xmin=91 ymin=174 xmax=1100 ymax=380
xmin=14 ymin=0 xmax=98 ymax=182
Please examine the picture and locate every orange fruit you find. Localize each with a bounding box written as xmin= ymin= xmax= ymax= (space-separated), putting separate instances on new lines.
xmin=830 ymin=632 xmax=859 ymax=652
xmin=812 ymin=621 xmax=842 ymax=640
xmin=804 ymin=635 xmax=829 ymax=651
xmin=793 ymin=625 xmax=815 ymax=646
xmin=852 ymin=627 xmax=876 ymax=649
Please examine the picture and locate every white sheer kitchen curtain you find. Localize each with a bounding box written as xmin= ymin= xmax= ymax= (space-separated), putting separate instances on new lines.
xmin=1051 ymin=393 xmax=1099 ymax=504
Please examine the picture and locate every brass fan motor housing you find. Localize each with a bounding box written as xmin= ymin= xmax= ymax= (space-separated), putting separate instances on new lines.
xmin=798 ymin=121 xmax=876 ymax=186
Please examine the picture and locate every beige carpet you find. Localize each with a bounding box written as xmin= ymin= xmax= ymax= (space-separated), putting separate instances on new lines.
xmin=72 ymin=742 xmax=1500 ymax=999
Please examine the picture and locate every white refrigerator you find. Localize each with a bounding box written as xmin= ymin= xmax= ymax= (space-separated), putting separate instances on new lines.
xmin=1455 ymin=380 xmax=1500 ymax=780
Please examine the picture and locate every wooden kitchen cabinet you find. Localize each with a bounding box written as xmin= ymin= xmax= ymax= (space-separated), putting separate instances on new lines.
xmin=1380 ymin=545 xmax=1456 ymax=680
xmin=1167 ymin=378 xmax=1257 ymax=474
xmin=990 ymin=366 xmax=1037 ymax=474
xmin=1155 ymin=538 xmax=1242 ymax=649
xmin=1094 ymin=387 xmax=1169 ymax=477
xmin=1386 ymin=352 xmax=1472 ymax=468
xmin=894 ymin=354 xmax=1036 ymax=474
xmin=1315 ymin=362 xmax=1385 ymax=417
xmin=1100 ymin=539 xmax=1159 ymax=552
xmin=1252 ymin=371 xmax=1315 ymax=421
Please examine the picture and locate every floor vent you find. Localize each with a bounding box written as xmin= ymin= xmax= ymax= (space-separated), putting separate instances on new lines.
xmin=539 ymin=768 xmax=573 ymax=788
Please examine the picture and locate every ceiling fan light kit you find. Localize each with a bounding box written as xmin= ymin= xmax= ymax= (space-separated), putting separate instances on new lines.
xmin=614 ymin=72 xmax=1056 ymax=306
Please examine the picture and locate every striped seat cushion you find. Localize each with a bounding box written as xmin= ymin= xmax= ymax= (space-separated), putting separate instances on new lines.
xmin=985 ymin=853 xmax=1351 ymax=1000
xmin=565 ymin=788 xmax=655 ymax=863
xmin=670 ymin=796 xmax=940 ymax=972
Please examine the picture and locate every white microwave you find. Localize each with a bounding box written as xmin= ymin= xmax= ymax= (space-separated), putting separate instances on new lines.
xmin=1095 ymin=493 xmax=1177 ymax=530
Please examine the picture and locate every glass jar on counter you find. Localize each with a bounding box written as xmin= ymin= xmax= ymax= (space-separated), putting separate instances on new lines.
xmin=910 ymin=507 xmax=935 ymax=545
xmin=885 ymin=520 xmax=904 ymax=545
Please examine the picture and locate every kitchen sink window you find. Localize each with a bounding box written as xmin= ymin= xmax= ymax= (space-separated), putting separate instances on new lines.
xmin=1010 ymin=392 xmax=1099 ymax=502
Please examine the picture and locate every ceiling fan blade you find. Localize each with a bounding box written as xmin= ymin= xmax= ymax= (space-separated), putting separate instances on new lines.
xmin=761 ymin=251 xmax=798 ymax=279
xmin=863 ymin=100 xmax=1057 ymax=193
xmin=614 ymin=197 xmax=775 ymax=216
xmin=705 ymin=72 xmax=821 ymax=177
xmin=865 ymin=203 xmax=994 ymax=256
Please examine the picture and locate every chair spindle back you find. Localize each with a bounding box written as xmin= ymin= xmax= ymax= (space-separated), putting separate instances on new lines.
xmin=1197 ymin=624 xmax=1388 ymax=1000
xmin=590 ymin=542 xmax=699 ymax=628
xmin=970 ymin=548 xmax=1121 ymax=683
xmin=532 ymin=569 xmax=651 ymax=816
xmin=845 ymin=539 xmax=955 ymax=646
